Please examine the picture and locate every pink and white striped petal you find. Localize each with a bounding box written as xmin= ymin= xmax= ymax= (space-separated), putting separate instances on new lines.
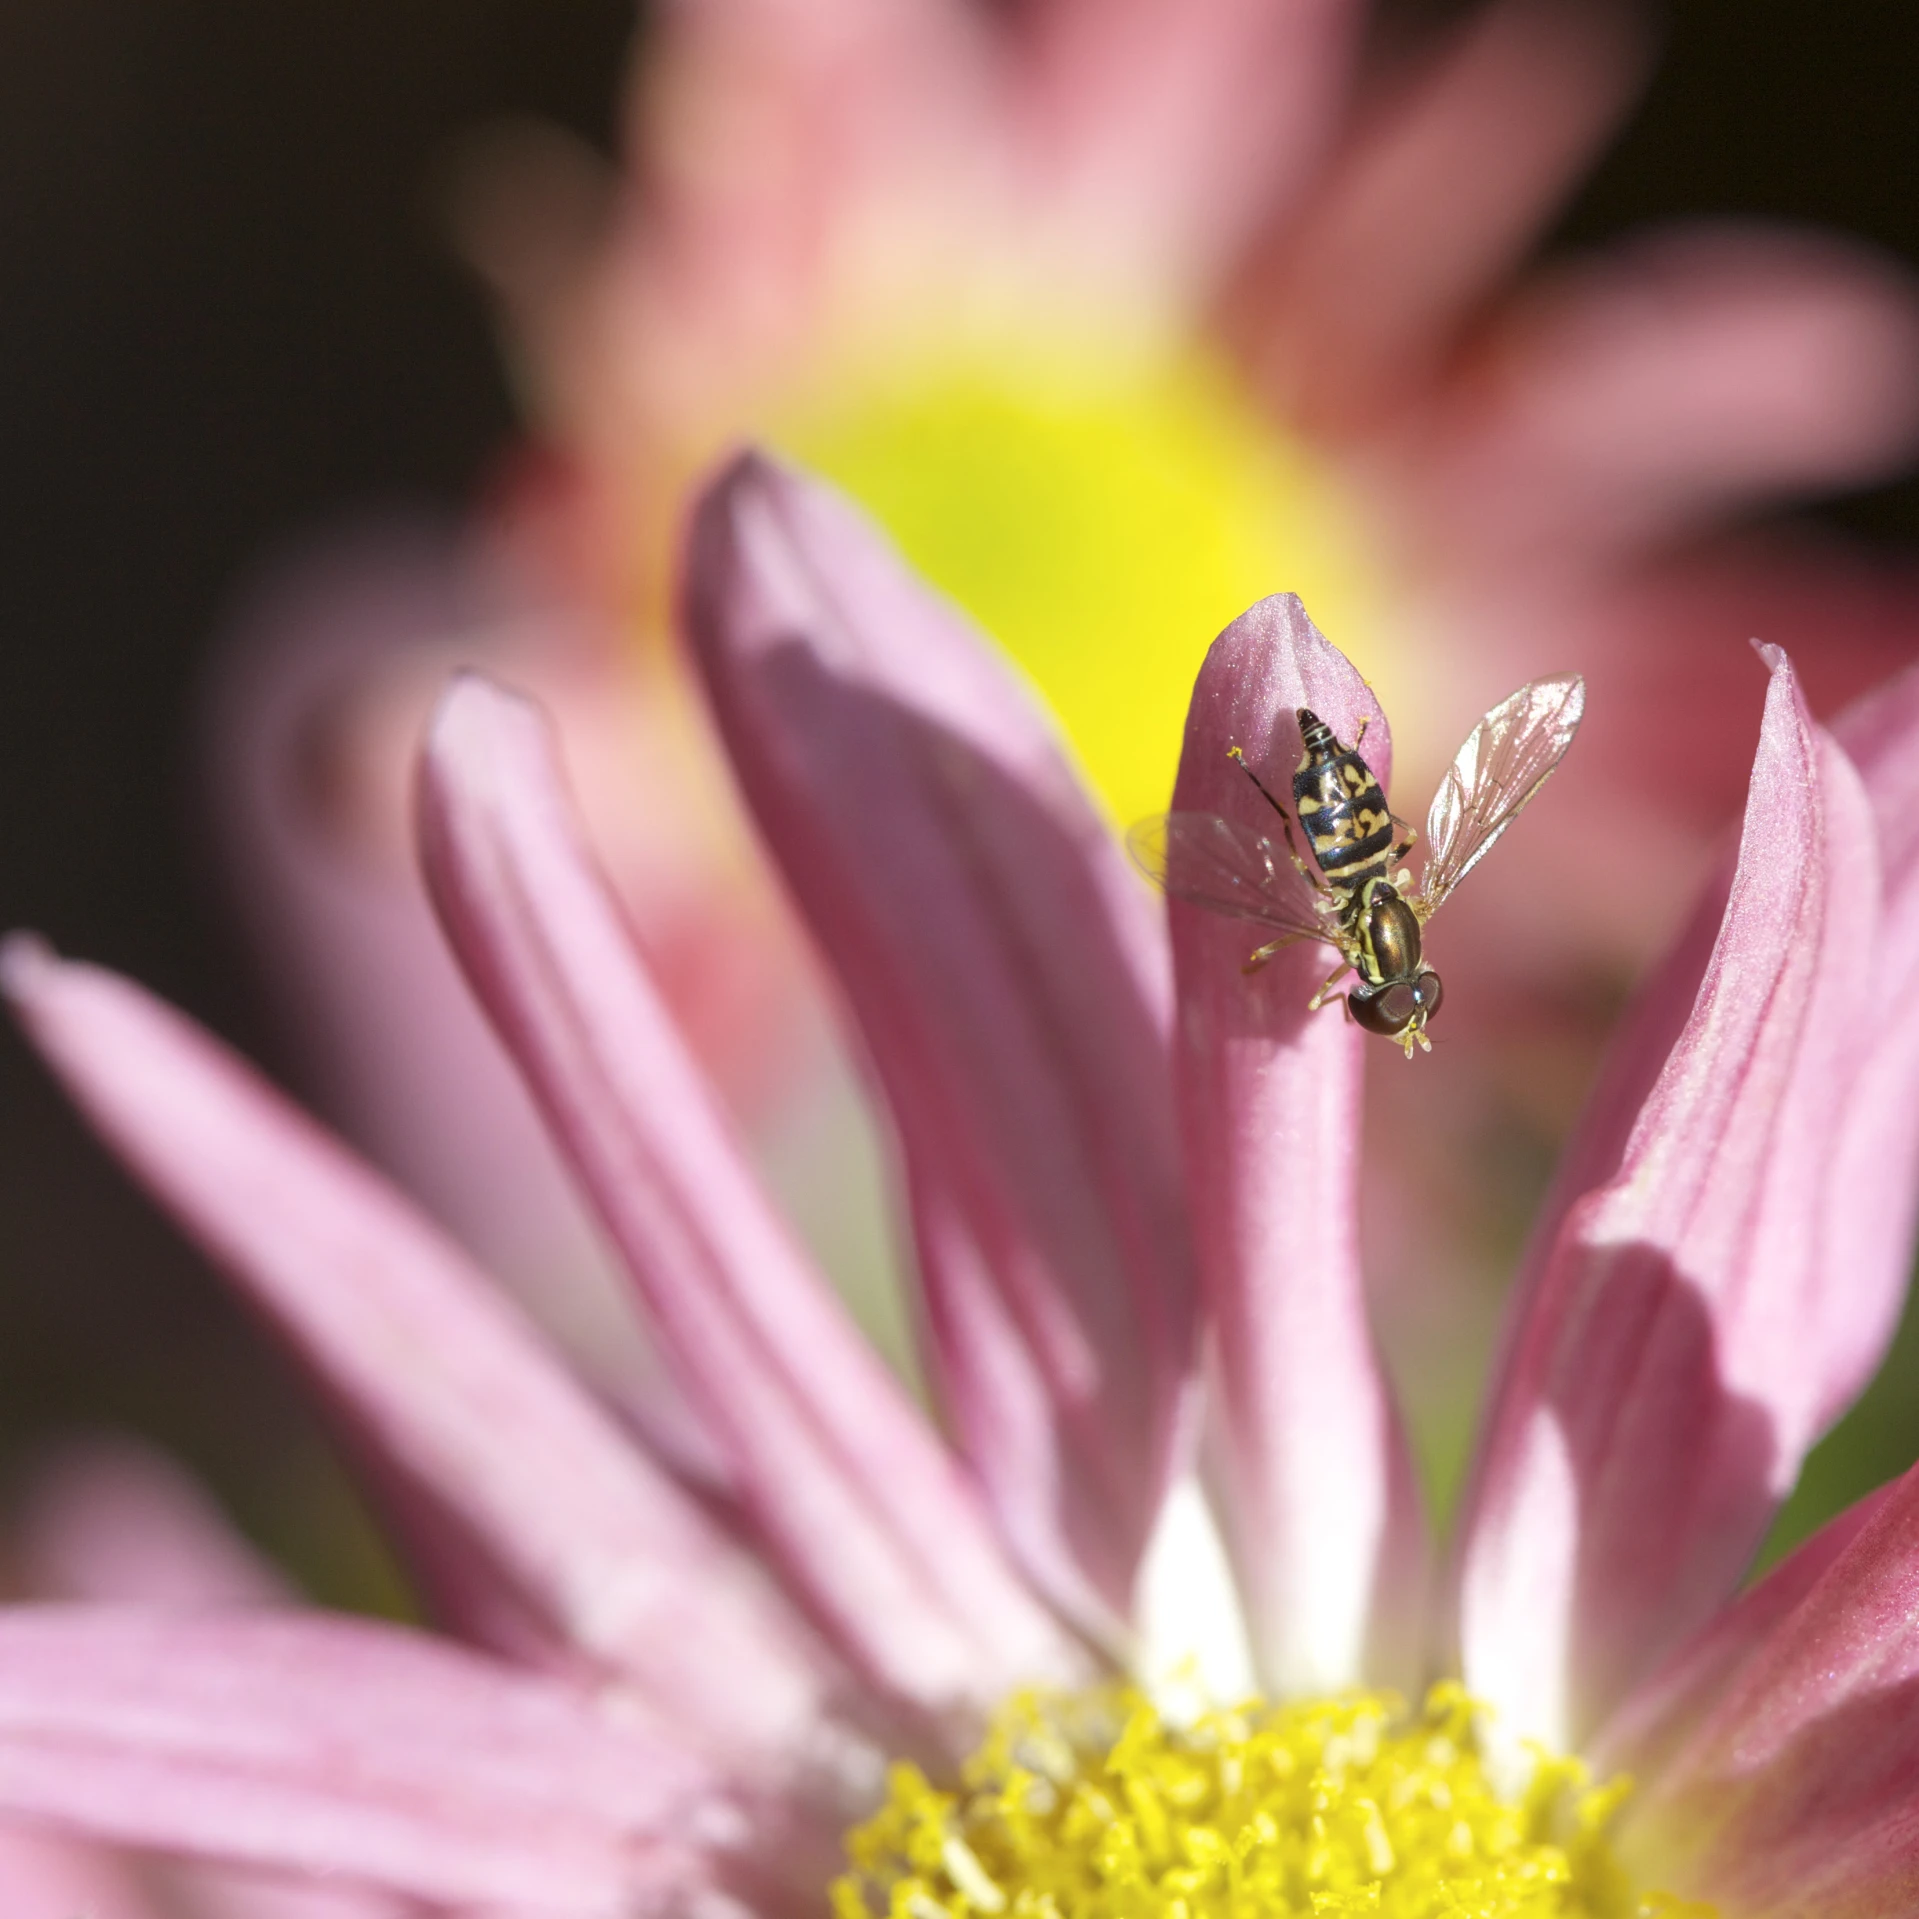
xmin=0 ymin=1608 xmax=711 ymax=1916
xmin=1610 ymin=1461 xmax=1919 ymax=1919
xmin=1167 ymin=594 xmax=1427 ymax=1698
xmin=419 ymin=671 xmax=1083 ymax=1724
xmin=1457 ymin=646 xmax=1881 ymax=1750
xmin=681 ymin=452 xmax=1198 ymax=1649
xmin=0 ymin=942 xmax=835 ymax=1763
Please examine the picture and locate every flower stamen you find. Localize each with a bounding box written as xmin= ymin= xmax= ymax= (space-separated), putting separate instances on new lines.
xmin=834 ymin=1683 xmax=1713 ymax=1919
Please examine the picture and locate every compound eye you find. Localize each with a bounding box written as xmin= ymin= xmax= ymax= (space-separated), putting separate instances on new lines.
xmin=1378 ymin=980 xmax=1422 ymax=1028
xmin=1356 ymin=980 xmax=1421 ymax=1034
xmin=1412 ymin=970 xmax=1443 ymax=1019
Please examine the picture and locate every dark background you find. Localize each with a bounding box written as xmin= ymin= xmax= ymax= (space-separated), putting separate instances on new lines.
xmin=0 ymin=0 xmax=1913 ymax=1603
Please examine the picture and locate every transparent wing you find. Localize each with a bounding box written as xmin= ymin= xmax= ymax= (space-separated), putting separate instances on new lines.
xmin=1127 ymin=811 xmax=1335 ymax=944
xmin=1415 ymin=674 xmax=1585 ymax=917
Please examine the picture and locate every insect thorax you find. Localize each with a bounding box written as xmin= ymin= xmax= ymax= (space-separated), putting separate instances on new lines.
xmin=1353 ymin=884 xmax=1423 ymax=989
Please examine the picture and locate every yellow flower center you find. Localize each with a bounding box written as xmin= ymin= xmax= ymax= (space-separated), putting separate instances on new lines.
xmin=773 ymin=340 xmax=1388 ymax=827
xmin=832 ymin=1684 xmax=1709 ymax=1919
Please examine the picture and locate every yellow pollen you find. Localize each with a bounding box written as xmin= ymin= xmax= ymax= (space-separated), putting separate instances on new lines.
xmin=832 ymin=1684 xmax=1711 ymax=1919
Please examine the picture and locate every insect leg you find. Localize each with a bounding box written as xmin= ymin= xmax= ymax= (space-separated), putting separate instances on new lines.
xmin=1226 ymin=744 xmax=1293 ymax=824
xmin=1388 ymin=816 xmax=1419 ymax=884
xmin=1227 ymin=746 xmax=1325 ymax=893
xmin=1241 ymin=930 xmax=1312 ymax=975
xmin=1306 ymin=960 xmax=1352 ymax=1010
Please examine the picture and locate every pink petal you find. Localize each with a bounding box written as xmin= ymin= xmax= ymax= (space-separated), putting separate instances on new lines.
xmin=149 ymin=1862 xmax=413 ymax=1919
xmin=0 ymin=1608 xmax=709 ymax=1915
xmin=203 ymin=527 xmax=730 ymax=1491
xmin=1593 ymin=1481 xmax=1895 ymax=1786
xmin=418 ymin=671 xmax=1084 ymax=1721
xmin=1608 ymin=1462 xmax=1919 ymax=1919
xmin=1166 ymin=594 xmax=1426 ymax=1696
xmin=599 ymin=0 xmax=1003 ymax=451
xmin=9 ymin=1437 xmax=290 ymax=1607
xmin=1023 ymin=0 xmax=1358 ymax=295
xmin=1456 ymin=646 xmax=1882 ymax=1749
xmin=679 ymin=452 xmax=1198 ymax=1646
xmin=1239 ymin=0 xmax=1650 ymax=431
xmin=12 ymin=1467 xmax=466 ymax=1919
xmin=1822 ymin=656 xmax=1919 ymax=1400
xmin=0 ymin=1819 xmax=160 ymax=1919
xmin=0 ymin=942 xmax=836 ymax=1762
xmin=1404 ymin=228 xmax=1919 ymax=573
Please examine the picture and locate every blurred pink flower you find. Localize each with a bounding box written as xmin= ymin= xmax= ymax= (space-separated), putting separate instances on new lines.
xmin=475 ymin=0 xmax=1916 ymax=525
xmin=9 ymin=458 xmax=1919 ymax=1913
xmin=469 ymin=0 xmax=1919 ymax=729
xmin=208 ymin=0 xmax=1919 ymax=1443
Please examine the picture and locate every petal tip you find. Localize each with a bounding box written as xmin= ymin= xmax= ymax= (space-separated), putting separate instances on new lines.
xmin=1214 ymin=592 xmax=1356 ymax=687
xmin=0 ymin=930 xmax=58 ymax=1003
xmin=420 ymin=673 xmax=556 ymax=819
xmin=691 ymin=443 xmax=791 ymax=533
xmin=720 ymin=441 xmax=784 ymax=491
xmin=1240 ymin=589 xmax=1313 ymax=638
xmin=425 ymin=668 xmax=530 ymax=745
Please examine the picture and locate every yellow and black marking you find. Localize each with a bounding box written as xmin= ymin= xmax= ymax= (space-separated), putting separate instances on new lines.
xmin=1170 ymin=678 xmax=1583 ymax=1059
xmin=1293 ymin=708 xmax=1395 ymax=885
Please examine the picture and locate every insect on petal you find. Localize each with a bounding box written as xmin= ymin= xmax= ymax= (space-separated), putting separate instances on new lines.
xmin=1165 ymin=592 xmax=1428 ymax=1698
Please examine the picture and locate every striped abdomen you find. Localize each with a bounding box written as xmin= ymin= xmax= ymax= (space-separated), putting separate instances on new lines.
xmin=1293 ymin=707 xmax=1394 ymax=885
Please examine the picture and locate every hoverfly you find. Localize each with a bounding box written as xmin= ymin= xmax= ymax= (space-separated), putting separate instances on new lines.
xmin=1130 ymin=676 xmax=1585 ymax=1057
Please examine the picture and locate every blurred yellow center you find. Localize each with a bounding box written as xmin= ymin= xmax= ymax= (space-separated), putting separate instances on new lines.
xmin=775 ymin=344 xmax=1384 ymax=827
xmin=833 ymin=1683 xmax=1708 ymax=1919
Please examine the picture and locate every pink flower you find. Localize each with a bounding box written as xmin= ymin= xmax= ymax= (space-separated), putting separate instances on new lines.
xmin=213 ymin=0 xmax=1919 ymax=1437
xmin=489 ymin=0 xmax=1919 ymax=612
xmin=10 ymin=455 xmax=1919 ymax=1914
